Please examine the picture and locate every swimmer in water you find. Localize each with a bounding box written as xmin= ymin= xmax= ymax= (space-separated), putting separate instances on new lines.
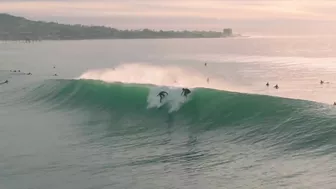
xmin=266 ymin=82 xmax=269 ymax=87
xmin=274 ymin=84 xmax=279 ymax=89
xmin=157 ymin=91 xmax=168 ymax=103
xmin=320 ymin=80 xmax=324 ymax=85
xmin=204 ymin=62 xmax=207 ymax=66
xmin=181 ymin=88 xmax=191 ymax=97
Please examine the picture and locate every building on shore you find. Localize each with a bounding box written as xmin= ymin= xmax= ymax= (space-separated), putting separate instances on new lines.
xmin=223 ymin=28 xmax=233 ymax=37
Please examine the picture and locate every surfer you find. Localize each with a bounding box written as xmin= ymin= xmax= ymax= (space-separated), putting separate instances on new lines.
xmin=157 ymin=91 xmax=168 ymax=103
xmin=274 ymin=84 xmax=279 ymax=89
xmin=181 ymin=88 xmax=191 ymax=97
xmin=53 ymin=74 xmax=58 ymax=76
xmin=1 ymin=80 xmax=8 ymax=84
xmin=320 ymin=80 xmax=324 ymax=85
xmin=204 ymin=62 xmax=207 ymax=66
xmin=266 ymin=82 xmax=269 ymax=87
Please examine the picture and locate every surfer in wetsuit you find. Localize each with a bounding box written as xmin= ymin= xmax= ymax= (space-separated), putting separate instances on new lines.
xmin=204 ymin=62 xmax=207 ymax=66
xmin=181 ymin=88 xmax=191 ymax=97
xmin=274 ymin=84 xmax=279 ymax=89
xmin=1 ymin=80 xmax=8 ymax=85
xmin=157 ymin=91 xmax=168 ymax=103
xmin=266 ymin=82 xmax=269 ymax=87
xmin=320 ymin=80 xmax=324 ymax=85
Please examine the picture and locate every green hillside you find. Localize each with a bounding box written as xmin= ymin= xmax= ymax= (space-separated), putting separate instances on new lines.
xmin=0 ymin=13 xmax=228 ymax=40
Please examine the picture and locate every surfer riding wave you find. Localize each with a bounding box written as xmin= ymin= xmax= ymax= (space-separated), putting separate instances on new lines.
xmin=157 ymin=91 xmax=168 ymax=103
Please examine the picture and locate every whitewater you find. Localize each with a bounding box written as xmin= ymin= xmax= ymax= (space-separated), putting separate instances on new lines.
xmin=1 ymin=37 xmax=336 ymax=189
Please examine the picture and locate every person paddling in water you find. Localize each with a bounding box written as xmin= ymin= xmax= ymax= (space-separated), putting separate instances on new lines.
xmin=157 ymin=91 xmax=168 ymax=103
xmin=274 ymin=84 xmax=279 ymax=89
xmin=0 ymin=80 xmax=8 ymax=85
xmin=181 ymin=88 xmax=191 ymax=97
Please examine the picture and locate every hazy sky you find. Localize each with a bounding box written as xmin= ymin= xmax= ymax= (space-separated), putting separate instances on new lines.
xmin=0 ymin=0 xmax=335 ymax=34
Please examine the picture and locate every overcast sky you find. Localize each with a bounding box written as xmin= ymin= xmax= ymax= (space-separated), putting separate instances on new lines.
xmin=0 ymin=0 xmax=335 ymax=35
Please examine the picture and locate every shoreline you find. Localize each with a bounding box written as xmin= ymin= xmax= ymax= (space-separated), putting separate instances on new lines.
xmin=0 ymin=35 xmax=248 ymax=42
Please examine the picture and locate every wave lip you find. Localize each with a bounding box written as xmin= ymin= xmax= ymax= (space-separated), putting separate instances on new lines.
xmin=21 ymin=78 xmax=336 ymax=153
xmin=25 ymin=78 xmax=325 ymax=121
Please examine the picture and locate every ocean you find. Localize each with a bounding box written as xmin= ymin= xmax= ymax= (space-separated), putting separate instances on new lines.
xmin=0 ymin=36 xmax=335 ymax=189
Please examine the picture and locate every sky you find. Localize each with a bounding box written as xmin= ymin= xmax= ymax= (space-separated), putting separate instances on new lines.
xmin=0 ymin=0 xmax=335 ymax=35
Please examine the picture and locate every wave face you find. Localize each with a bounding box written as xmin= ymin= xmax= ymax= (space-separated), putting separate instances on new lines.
xmin=25 ymin=79 xmax=336 ymax=153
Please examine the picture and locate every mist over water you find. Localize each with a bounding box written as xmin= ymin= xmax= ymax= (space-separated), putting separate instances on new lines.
xmin=0 ymin=37 xmax=336 ymax=189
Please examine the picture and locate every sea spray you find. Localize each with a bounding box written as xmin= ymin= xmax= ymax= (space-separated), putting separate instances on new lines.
xmin=77 ymin=63 xmax=243 ymax=93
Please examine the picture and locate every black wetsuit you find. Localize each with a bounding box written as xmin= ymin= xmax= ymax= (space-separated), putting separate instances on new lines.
xmin=157 ymin=91 xmax=168 ymax=103
xmin=0 ymin=80 xmax=8 ymax=85
xmin=181 ymin=88 xmax=191 ymax=97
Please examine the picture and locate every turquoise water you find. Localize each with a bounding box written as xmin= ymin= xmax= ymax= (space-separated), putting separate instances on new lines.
xmin=0 ymin=37 xmax=336 ymax=189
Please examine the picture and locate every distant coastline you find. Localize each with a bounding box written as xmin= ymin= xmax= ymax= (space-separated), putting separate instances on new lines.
xmin=0 ymin=13 xmax=243 ymax=41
